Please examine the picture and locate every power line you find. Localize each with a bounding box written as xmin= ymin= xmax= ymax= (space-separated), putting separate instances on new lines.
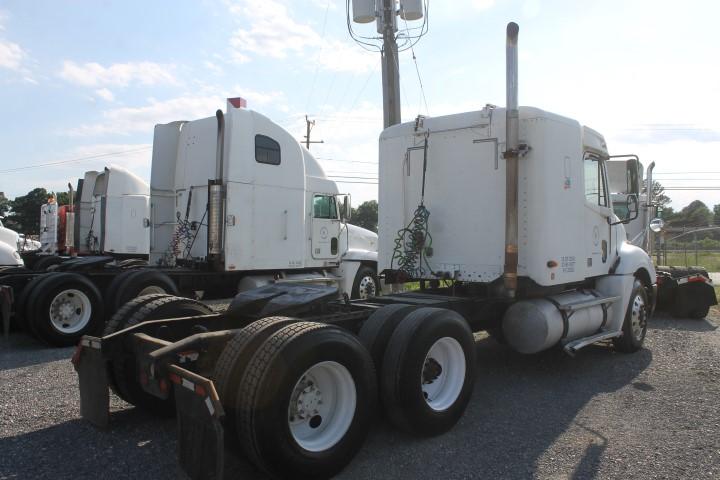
xmin=0 ymin=146 xmax=151 ymax=174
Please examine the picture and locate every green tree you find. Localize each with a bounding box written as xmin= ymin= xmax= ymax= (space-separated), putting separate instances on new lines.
xmin=670 ymin=200 xmax=713 ymax=228
xmin=351 ymin=200 xmax=378 ymax=233
xmin=8 ymin=188 xmax=49 ymax=234
xmin=643 ymin=180 xmax=672 ymax=208
xmin=0 ymin=193 xmax=11 ymax=218
xmin=714 ymin=204 xmax=720 ymax=225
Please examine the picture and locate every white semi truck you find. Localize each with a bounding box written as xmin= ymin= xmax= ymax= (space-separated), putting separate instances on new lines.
xmin=608 ymin=158 xmax=717 ymax=318
xmin=0 ymin=104 xmax=378 ymax=346
xmin=74 ymin=23 xmax=656 ymax=480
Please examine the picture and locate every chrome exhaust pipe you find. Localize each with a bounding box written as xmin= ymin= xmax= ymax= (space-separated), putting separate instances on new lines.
xmin=503 ymin=22 xmax=520 ymax=298
xmin=208 ymin=110 xmax=225 ymax=267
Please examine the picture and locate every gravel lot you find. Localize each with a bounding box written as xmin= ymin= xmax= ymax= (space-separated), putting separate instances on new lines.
xmin=1 ymin=309 xmax=719 ymax=480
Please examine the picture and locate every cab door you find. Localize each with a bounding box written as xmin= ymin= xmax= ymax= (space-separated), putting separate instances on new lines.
xmin=311 ymin=193 xmax=340 ymax=260
xmin=583 ymin=153 xmax=612 ymax=277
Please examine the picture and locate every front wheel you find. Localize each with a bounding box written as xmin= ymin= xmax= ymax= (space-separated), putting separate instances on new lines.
xmin=351 ymin=265 xmax=378 ymax=300
xmin=613 ymin=278 xmax=649 ymax=353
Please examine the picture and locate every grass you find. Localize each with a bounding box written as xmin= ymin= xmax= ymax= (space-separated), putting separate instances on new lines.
xmin=661 ymin=251 xmax=720 ymax=271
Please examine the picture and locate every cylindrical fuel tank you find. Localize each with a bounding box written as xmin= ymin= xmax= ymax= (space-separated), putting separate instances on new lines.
xmin=502 ymin=291 xmax=606 ymax=354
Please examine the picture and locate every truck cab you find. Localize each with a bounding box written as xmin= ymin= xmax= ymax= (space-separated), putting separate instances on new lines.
xmin=149 ymin=98 xmax=378 ymax=296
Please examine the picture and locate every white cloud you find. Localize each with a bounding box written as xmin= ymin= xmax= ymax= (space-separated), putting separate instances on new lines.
xmin=229 ymin=0 xmax=319 ymax=60
xmin=68 ymin=95 xmax=224 ymax=136
xmin=0 ymin=39 xmax=25 ymax=71
xmin=225 ymin=0 xmax=374 ymax=74
xmin=59 ymin=61 xmax=177 ymax=88
xmin=472 ymin=0 xmax=496 ymax=11
xmin=94 ymin=88 xmax=115 ymax=102
xmin=231 ymin=86 xmax=286 ymax=106
xmin=314 ymin=40 xmax=376 ymax=74
xmin=0 ymin=10 xmax=8 ymax=31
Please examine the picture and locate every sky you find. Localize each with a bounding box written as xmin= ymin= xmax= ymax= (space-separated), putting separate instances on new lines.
xmin=0 ymin=0 xmax=719 ymax=211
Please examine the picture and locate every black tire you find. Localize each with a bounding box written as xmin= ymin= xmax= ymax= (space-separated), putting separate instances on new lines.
xmin=103 ymin=269 xmax=143 ymax=317
xmin=103 ymin=293 xmax=175 ymax=398
xmin=108 ymin=296 xmax=212 ymax=415
xmin=688 ymin=305 xmax=710 ymax=320
xmin=14 ymin=273 xmax=53 ymax=331
xmin=111 ymin=269 xmax=179 ymax=314
xmin=358 ymin=304 xmax=417 ymax=369
xmin=380 ymin=307 xmax=476 ymax=436
xmin=351 ymin=264 xmax=378 ymax=300
xmin=25 ymin=273 xmax=104 ymax=347
xmin=236 ymin=322 xmax=377 ymax=480
xmin=213 ymin=316 xmax=298 ymax=431
xmin=33 ymin=255 xmax=63 ymax=272
xmin=613 ymin=278 xmax=649 ymax=353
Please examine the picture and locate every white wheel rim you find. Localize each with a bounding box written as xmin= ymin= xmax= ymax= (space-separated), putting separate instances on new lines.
xmin=138 ymin=285 xmax=167 ymax=296
xmin=630 ymin=293 xmax=647 ymax=340
xmin=358 ymin=276 xmax=376 ymax=299
xmin=422 ymin=337 xmax=466 ymax=411
xmin=49 ymin=289 xmax=92 ymax=334
xmin=288 ymin=361 xmax=357 ymax=452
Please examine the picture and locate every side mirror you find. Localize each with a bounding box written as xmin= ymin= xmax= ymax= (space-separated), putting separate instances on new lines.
xmin=649 ymin=217 xmax=664 ymax=233
xmin=625 ymin=194 xmax=639 ymax=221
xmin=338 ymin=195 xmax=352 ymax=222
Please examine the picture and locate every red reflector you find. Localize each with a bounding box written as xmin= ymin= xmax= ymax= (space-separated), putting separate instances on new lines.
xmin=71 ymin=345 xmax=83 ymax=366
xmin=688 ymin=276 xmax=707 ymax=283
xmin=169 ymin=373 xmax=181 ymax=385
xmin=159 ymin=379 xmax=168 ymax=393
xmin=228 ymin=97 xmax=247 ymax=108
xmin=195 ymin=385 xmax=207 ymax=397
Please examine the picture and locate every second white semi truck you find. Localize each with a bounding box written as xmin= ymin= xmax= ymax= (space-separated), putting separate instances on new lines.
xmin=75 ymin=22 xmax=656 ymax=480
xmin=0 ymin=103 xmax=378 ymax=346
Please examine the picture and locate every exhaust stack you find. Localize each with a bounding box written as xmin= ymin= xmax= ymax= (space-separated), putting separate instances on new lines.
xmin=207 ymin=110 xmax=225 ymax=267
xmin=503 ymin=22 xmax=520 ymax=298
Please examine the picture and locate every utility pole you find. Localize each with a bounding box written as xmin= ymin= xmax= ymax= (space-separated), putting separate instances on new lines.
xmin=380 ymin=0 xmax=401 ymax=128
xmin=302 ymin=115 xmax=324 ymax=150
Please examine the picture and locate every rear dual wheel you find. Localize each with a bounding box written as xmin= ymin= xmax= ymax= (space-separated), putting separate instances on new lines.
xmin=25 ymin=273 xmax=104 ymax=346
xmin=105 ymin=295 xmax=213 ymax=415
xmin=216 ymin=320 xmax=376 ymax=479
xmin=360 ymin=305 xmax=477 ymax=436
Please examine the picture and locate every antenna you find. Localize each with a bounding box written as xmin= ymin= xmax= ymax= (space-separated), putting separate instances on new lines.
xmin=347 ymin=0 xmax=428 ymax=128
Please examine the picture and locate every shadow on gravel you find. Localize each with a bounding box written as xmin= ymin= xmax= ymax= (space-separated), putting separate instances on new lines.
xmin=0 ymin=334 xmax=73 ymax=371
xmin=649 ymin=315 xmax=718 ymax=333
xmin=0 ymin=408 xmax=180 ymax=480
xmin=342 ymin=337 xmax=652 ymax=480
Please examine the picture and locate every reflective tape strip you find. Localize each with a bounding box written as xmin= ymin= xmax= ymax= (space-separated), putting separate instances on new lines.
xmin=205 ymin=397 xmax=215 ymax=416
xmin=181 ymin=378 xmax=195 ymax=391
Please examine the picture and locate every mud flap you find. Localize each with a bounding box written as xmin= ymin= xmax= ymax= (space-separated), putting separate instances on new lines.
xmin=169 ymin=365 xmax=225 ymax=480
xmin=72 ymin=336 xmax=110 ymax=428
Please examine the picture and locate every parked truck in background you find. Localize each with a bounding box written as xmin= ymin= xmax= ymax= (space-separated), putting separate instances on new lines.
xmin=73 ymin=22 xmax=656 ymax=480
xmin=0 ymin=101 xmax=378 ymax=346
xmin=607 ymin=157 xmax=717 ymax=318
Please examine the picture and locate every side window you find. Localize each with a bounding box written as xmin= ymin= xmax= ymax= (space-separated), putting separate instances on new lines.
xmin=583 ymin=154 xmax=608 ymax=207
xmin=313 ymin=195 xmax=338 ymax=219
xmin=255 ymin=135 xmax=281 ymax=165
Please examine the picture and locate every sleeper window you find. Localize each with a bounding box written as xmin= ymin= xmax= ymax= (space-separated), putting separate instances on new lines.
xmin=255 ymin=135 xmax=281 ymax=165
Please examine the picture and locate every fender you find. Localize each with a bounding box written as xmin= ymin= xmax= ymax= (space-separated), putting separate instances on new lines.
xmin=341 ymin=249 xmax=378 ymax=263
xmin=612 ymin=241 xmax=656 ymax=283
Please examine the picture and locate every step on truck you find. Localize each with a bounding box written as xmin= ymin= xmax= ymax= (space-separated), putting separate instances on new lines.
xmin=74 ymin=23 xmax=656 ymax=479
xmin=1 ymin=101 xmax=378 ymax=346
xmin=607 ymin=158 xmax=717 ymax=318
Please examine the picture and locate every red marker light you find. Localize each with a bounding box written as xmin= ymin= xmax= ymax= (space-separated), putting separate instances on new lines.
xmin=228 ymin=97 xmax=247 ymax=108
